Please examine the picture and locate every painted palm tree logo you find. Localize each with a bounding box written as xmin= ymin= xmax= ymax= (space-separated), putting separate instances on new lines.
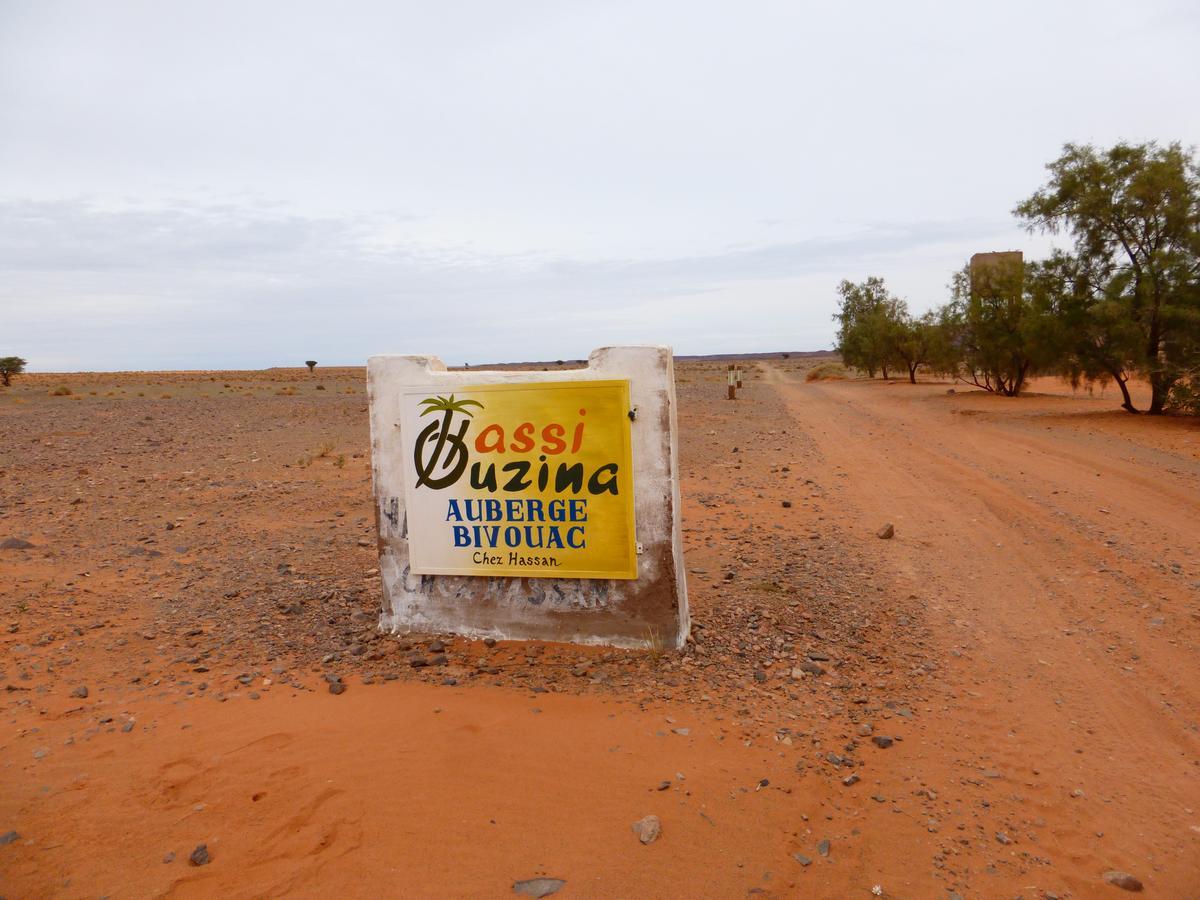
xmin=413 ymin=394 xmax=483 ymax=489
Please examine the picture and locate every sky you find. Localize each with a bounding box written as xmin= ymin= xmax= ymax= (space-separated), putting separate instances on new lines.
xmin=2 ymin=0 xmax=1198 ymax=370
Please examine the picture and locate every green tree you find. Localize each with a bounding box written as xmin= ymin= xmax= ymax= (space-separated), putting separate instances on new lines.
xmin=892 ymin=313 xmax=949 ymax=384
xmin=946 ymin=255 xmax=1065 ymax=397
xmin=305 ymin=360 xmax=317 ymax=373
xmin=834 ymin=277 xmax=907 ymax=378
xmin=0 ymin=356 xmax=26 ymax=387
xmin=1015 ymin=142 xmax=1200 ymax=414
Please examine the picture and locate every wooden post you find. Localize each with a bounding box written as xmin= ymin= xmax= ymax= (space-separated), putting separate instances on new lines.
xmin=727 ymin=365 xmax=736 ymax=400
xmin=735 ymin=366 xmax=743 ymax=389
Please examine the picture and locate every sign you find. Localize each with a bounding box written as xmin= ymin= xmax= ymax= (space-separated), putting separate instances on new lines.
xmin=398 ymin=380 xmax=638 ymax=579
xmin=368 ymin=346 xmax=689 ymax=648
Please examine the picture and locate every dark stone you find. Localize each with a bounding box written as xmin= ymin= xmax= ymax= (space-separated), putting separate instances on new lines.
xmin=0 ymin=830 xmax=19 ymax=846
xmin=70 ymin=685 xmax=89 ymax=699
xmin=871 ymin=735 xmax=894 ymax=749
xmin=1102 ymin=871 xmax=1144 ymax=892
xmin=817 ymin=839 xmax=831 ymax=857
xmin=410 ymin=657 xmax=429 ymax=668
xmin=792 ymin=853 xmax=812 ymax=866
xmin=328 ymin=681 xmax=346 ymax=695
xmin=781 ymin=500 xmax=793 ymax=508
xmin=188 ymin=844 xmax=210 ymax=866
xmin=876 ymin=523 xmax=895 ymax=540
xmin=429 ymin=640 xmax=445 ymax=653
xmin=0 ymin=538 xmax=34 ymax=550
xmin=429 ymin=654 xmax=448 ymax=666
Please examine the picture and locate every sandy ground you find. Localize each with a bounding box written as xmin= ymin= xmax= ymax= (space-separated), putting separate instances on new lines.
xmin=1 ymin=361 xmax=1198 ymax=898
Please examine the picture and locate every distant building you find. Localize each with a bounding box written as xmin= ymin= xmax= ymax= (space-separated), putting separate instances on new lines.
xmin=969 ymin=250 xmax=1024 ymax=299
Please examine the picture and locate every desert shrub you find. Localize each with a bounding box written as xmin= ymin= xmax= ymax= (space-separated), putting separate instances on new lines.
xmin=805 ymin=362 xmax=849 ymax=382
xmin=51 ymin=385 xmax=72 ymax=396
xmin=0 ymin=356 xmax=26 ymax=386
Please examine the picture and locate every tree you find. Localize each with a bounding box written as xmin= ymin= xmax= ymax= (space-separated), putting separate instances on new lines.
xmin=305 ymin=360 xmax=318 ymax=373
xmin=1026 ymin=251 xmax=1144 ymax=412
xmin=834 ymin=277 xmax=907 ymax=378
xmin=1015 ymin=142 xmax=1200 ymax=414
xmin=892 ymin=313 xmax=948 ymax=384
xmin=945 ymin=254 xmax=1065 ymax=397
xmin=0 ymin=356 xmax=26 ymax=386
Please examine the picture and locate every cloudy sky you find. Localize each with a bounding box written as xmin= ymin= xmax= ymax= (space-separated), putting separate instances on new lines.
xmin=3 ymin=0 xmax=1198 ymax=370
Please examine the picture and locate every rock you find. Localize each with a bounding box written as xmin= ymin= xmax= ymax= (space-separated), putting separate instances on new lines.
xmin=995 ymin=831 xmax=1011 ymax=845
xmin=871 ymin=735 xmax=894 ymax=749
xmin=0 ymin=830 xmax=19 ymax=846
xmin=792 ymin=853 xmax=812 ymax=866
xmin=429 ymin=654 xmax=448 ymax=666
xmin=1102 ymin=871 xmax=1143 ymax=892
xmin=70 ymin=685 xmax=89 ymax=699
xmin=781 ymin=500 xmax=793 ymax=508
xmin=753 ymin=670 xmax=767 ymax=682
xmin=188 ymin=844 xmax=210 ymax=866
xmin=512 ymin=878 xmax=566 ymax=898
xmin=656 ymin=780 xmax=671 ymax=791
xmin=857 ymin=723 xmax=873 ymax=736
xmin=799 ymin=661 xmax=825 ymax=676
xmin=429 ymin=640 xmax=445 ymax=653
xmin=817 ymin=839 xmax=831 ymax=857
xmin=632 ymin=815 xmax=661 ymax=844
xmin=876 ymin=523 xmax=895 ymax=540
xmin=162 ymin=851 xmax=176 ymax=863
xmin=484 ymin=637 xmax=497 ymax=647
xmin=0 ymin=538 xmax=34 ymax=550
xmin=328 ymin=681 xmax=346 ymax=695
xmin=348 ymin=643 xmax=365 ymax=656
xmin=842 ymin=774 xmax=860 ymax=786
xmin=410 ymin=657 xmax=429 ymax=668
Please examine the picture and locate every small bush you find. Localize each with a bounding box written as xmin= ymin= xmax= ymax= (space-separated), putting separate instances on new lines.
xmin=51 ymin=385 xmax=72 ymax=396
xmin=805 ymin=362 xmax=849 ymax=382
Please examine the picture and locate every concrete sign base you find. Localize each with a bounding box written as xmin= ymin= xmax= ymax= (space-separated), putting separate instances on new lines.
xmin=367 ymin=346 xmax=689 ymax=649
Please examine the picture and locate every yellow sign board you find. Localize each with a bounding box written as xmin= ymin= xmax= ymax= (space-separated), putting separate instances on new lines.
xmin=399 ymin=380 xmax=637 ymax=579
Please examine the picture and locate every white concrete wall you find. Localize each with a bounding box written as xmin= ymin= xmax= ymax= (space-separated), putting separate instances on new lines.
xmin=367 ymin=346 xmax=690 ymax=649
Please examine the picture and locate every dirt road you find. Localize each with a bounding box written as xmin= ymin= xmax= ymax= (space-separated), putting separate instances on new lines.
xmin=2 ymin=362 xmax=1197 ymax=898
xmin=764 ymin=365 xmax=1200 ymax=896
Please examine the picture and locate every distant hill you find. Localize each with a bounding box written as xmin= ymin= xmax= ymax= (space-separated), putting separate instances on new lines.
xmin=676 ymin=350 xmax=835 ymax=361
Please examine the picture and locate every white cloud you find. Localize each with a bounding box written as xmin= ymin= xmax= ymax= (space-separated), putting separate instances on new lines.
xmin=0 ymin=0 xmax=1196 ymax=368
